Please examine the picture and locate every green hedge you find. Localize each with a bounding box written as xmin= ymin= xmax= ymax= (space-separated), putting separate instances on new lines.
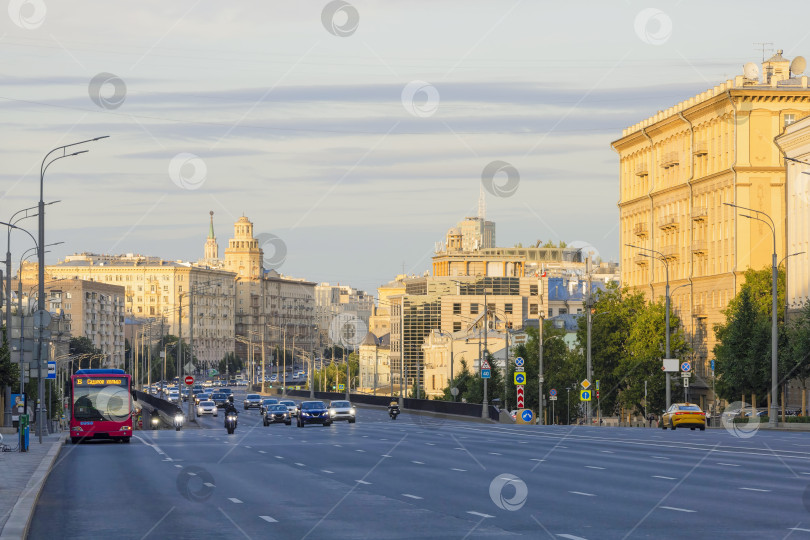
xmin=732 ymin=416 xmax=810 ymax=423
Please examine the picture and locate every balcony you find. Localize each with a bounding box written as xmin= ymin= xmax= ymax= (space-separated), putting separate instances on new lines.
xmin=693 ymin=141 xmax=708 ymax=156
xmin=633 ymin=222 xmax=649 ymax=238
xmin=634 ymin=254 xmax=649 ymax=266
xmin=691 ymin=240 xmax=707 ymax=255
xmin=657 ymin=215 xmax=679 ymax=230
xmin=661 ymin=245 xmax=679 ymax=260
xmin=693 ymin=305 xmax=707 ymax=319
xmin=691 ymin=207 xmax=708 ymax=222
xmin=660 ymin=151 xmax=679 ymax=169
xmin=634 ymin=162 xmax=649 ymax=177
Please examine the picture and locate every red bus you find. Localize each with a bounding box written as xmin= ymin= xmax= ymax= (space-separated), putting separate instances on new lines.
xmin=70 ymin=369 xmax=133 ymax=444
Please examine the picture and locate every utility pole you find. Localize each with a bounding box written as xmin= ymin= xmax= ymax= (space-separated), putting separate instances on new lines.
xmin=261 ymin=282 xmax=266 ymax=393
xmin=539 ymin=309 xmax=544 ymax=425
xmin=585 ymin=256 xmax=593 ymax=423
xmin=482 ymin=286 xmax=488 ymax=419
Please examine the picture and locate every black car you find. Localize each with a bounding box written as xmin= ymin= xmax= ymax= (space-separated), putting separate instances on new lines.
xmin=243 ymin=394 xmax=263 ymax=409
xmin=259 ymin=398 xmax=279 ymax=415
xmin=297 ymin=401 xmax=332 ymax=427
xmin=211 ymin=393 xmax=229 ymax=407
xmin=263 ymin=404 xmax=292 ymax=426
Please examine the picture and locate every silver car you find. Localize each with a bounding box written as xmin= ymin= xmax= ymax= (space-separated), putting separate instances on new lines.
xmin=279 ymin=400 xmax=298 ymax=417
xmin=328 ymin=400 xmax=356 ymax=423
xmin=197 ymin=400 xmax=218 ymax=417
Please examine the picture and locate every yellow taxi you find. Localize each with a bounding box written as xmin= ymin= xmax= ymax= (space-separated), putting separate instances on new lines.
xmin=661 ymin=403 xmax=706 ymax=431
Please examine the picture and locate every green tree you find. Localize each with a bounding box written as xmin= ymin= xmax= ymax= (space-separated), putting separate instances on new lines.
xmin=1 ymin=326 xmax=20 ymax=391
xmin=787 ymin=302 xmax=810 ymax=412
xmin=714 ymin=287 xmax=771 ymax=402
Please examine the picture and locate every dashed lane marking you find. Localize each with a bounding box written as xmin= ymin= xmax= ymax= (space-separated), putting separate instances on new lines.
xmin=652 ymin=475 xmax=676 ymax=480
xmin=659 ymin=506 xmax=696 ymax=513
xmin=259 ymin=516 xmax=277 ymax=523
xmin=739 ymin=487 xmax=771 ymax=492
xmin=403 ymin=494 xmax=423 ymax=499
xmin=228 ymin=498 xmax=243 ymax=504
xmin=467 ymin=511 xmax=493 ymax=518
xmin=585 ymin=466 xmax=605 ymax=470
xmin=569 ymin=491 xmax=596 ymax=497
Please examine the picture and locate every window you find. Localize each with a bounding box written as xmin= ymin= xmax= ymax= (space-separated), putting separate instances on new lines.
xmin=453 ymin=303 xmax=461 ymax=315
xmin=785 ymin=114 xmax=796 ymax=128
xmin=530 ymin=304 xmax=538 ymax=315
xmin=453 ymin=321 xmax=462 ymax=332
xmin=547 ymin=308 xmax=554 ymax=317
xmin=504 ymin=303 xmax=513 ymax=314
xmin=530 ymin=284 xmax=538 ymax=296
xmin=559 ymin=308 xmax=568 ymax=315
xmin=487 ymin=303 xmax=495 ymax=313
xmin=470 ymin=303 xmax=479 ymax=314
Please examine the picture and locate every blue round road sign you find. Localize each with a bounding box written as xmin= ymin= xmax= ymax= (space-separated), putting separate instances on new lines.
xmin=681 ymin=361 xmax=691 ymax=372
xmin=515 ymin=357 xmax=525 ymax=367
xmin=549 ymin=389 xmax=557 ymax=396
xmin=521 ymin=410 xmax=534 ymax=422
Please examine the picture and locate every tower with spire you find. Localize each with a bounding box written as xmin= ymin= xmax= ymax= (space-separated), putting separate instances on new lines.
xmin=204 ymin=210 xmax=219 ymax=264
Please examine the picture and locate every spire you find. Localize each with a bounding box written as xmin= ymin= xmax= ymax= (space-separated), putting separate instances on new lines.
xmin=208 ymin=210 xmax=215 ymax=239
xmin=478 ymin=184 xmax=486 ymax=220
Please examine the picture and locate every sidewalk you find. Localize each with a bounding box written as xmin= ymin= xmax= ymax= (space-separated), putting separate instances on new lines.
xmin=0 ymin=431 xmax=65 ymax=540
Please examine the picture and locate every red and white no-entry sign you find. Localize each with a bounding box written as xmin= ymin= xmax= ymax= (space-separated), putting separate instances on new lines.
xmin=185 ymin=376 xmax=194 ymax=386
xmin=516 ymin=386 xmax=525 ymax=409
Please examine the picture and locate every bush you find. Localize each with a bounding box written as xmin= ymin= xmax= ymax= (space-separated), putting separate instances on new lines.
xmin=732 ymin=416 xmax=810 ymax=423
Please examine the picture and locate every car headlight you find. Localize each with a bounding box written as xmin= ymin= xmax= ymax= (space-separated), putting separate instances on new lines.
xmin=329 ymin=409 xmax=336 ymax=416
xmin=174 ymin=415 xmax=184 ymax=424
xmin=350 ymin=408 xmax=356 ymax=415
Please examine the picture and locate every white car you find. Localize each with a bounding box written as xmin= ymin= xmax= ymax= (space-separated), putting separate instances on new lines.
xmin=167 ymin=391 xmax=180 ymax=404
xmin=197 ymin=400 xmax=218 ymax=417
xmin=328 ymin=400 xmax=356 ymax=423
xmin=279 ymin=400 xmax=298 ymax=417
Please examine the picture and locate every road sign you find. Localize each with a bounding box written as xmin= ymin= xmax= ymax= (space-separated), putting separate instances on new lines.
xmin=481 ymin=360 xmax=491 ymax=370
xmin=580 ymin=389 xmax=592 ymax=401
xmin=33 ymin=310 xmax=51 ymax=328
xmin=515 ymin=367 xmax=525 ymax=372
xmin=680 ymin=361 xmax=691 ymax=373
xmin=481 ymin=369 xmax=491 ymax=379
xmin=514 ymin=372 xmax=526 ymax=385
xmin=184 ymin=362 xmax=195 ymax=374
xmin=338 ymin=384 xmax=345 ymax=391
xmin=450 ymin=387 xmax=459 ymax=397
xmin=549 ymin=396 xmax=557 ymax=401
xmin=662 ymin=358 xmax=679 ymax=372
xmin=517 ymin=386 xmax=525 ymax=408
xmin=208 ymin=369 xmax=219 ymax=377
xmin=520 ymin=409 xmax=534 ymax=423
xmin=515 ymin=357 xmax=525 ymax=367
xmin=47 ymin=361 xmax=55 ymax=380
xmin=682 ymin=377 xmax=689 ymax=388
xmin=595 ymin=380 xmax=600 ymax=390
xmin=549 ymin=388 xmax=557 ymax=396
xmin=581 ymin=379 xmax=591 ymax=390
xmin=185 ymin=376 xmax=194 ymax=385
xmin=710 ymin=359 xmax=715 ymax=371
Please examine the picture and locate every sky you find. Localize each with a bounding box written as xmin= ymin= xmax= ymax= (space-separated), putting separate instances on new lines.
xmin=2 ymin=1 xmax=809 ymax=295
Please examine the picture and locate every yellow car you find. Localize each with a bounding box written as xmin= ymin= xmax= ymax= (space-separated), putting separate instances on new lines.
xmin=661 ymin=403 xmax=706 ymax=431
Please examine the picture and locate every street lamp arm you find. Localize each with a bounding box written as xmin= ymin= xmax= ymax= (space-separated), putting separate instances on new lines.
xmin=39 ymin=136 xmax=108 ymax=179
xmin=0 ymin=221 xmax=38 ymax=250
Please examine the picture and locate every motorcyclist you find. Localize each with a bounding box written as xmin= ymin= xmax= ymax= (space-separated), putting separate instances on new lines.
xmin=223 ymin=395 xmax=239 ymax=427
xmin=387 ymin=400 xmax=400 ymax=418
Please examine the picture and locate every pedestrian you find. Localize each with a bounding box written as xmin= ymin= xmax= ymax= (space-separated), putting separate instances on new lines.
xmin=647 ymin=413 xmax=655 ymax=428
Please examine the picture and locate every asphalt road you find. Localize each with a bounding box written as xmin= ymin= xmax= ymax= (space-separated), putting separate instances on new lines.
xmin=29 ymin=389 xmax=810 ymax=539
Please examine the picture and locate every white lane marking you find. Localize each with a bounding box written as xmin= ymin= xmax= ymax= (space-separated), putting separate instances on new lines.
xmin=174 ymin=465 xmax=182 ymax=468
xmin=275 ymin=456 xmax=283 ymax=459
xmin=451 ymin=468 xmax=467 ymax=472
xmin=333 ymin=444 xmax=342 ymax=447
xmin=259 ymin=515 xmax=277 ymax=523
xmin=601 ymin=450 xmax=614 ymax=454
xmin=203 ymin=483 xmax=215 ymax=488
xmin=322 ymin=470 xmax=334 ymax=474
xmin=557 ymin=535 xmax=589 ymax=540
xmin=425 ymin=442 xmax=436 ymax=446
xmin=652 ymin=475 xmax=676 ymax=480
xmin=489 ymin=452 xmax=502 ymax=456
xmin=650 ymin=456 xmax=669 ymax=460
xmin=455 ymin=447 xmax=465 ymax=450
xmin=467 ymin=511 xmax=494 ymax=518
xmin=585 ymin=466 xmax=605 ymax=470
xmin=569 ymin=491 xmax=596 ymax=497
xmin=717 ymin=463 xmax=740 ymax=467
xmin=518 ymin=441 xmax=528 ymax=444
xmin=659 ymin=506 xmax=695 ymax=513
xmin=739 ymin=487 xmax=771 ymax=492
xmin=186 ymin=472 xmax=197 ymax=476
xmin=787 ymin=528 xmax=810 ymax=533
xmin=411 ymin=461 xmax=424 ymax=465
xmin=403 ymin=494 xmax=423 ymax=499
xmin=557 ymin=446 xmax=568 ymax=449
xmin=356 ymin=449 xmax=365 ymax=453
xmin=229 ymin=498 xmax=243 ymax=504
xmin=380 ymin=438 xmax=388 ymax=441
xmin=381 ymin=454 xmax=392 ymax=458
xmin=356 ymin=480 xmax=371 ymax=485
xmin=258 ymin=450 xmax=266 ymax=454
xmin=245 ymin=445 xmax=251 ymax=448
xmin=295 ymin=462 xmax=305 ymax=467
xmin=530 ymin=459 xmax=545 ymax=462
xmin=802 ymin=472 xmax=810 ymax=475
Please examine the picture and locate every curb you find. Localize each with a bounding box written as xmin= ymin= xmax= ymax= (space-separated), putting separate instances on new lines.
xmin=0 ymin=433 xmax=66 ymax=540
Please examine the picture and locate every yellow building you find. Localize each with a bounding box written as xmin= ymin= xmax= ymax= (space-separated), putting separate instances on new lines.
xmin=612 ymin=50 xmax=810 ymax=405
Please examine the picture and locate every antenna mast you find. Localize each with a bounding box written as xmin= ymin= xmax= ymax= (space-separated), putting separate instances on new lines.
xmin=753 ymin=42 xmax=774 ymax=62
xmin=478 ymin=185 xmax=486 ymax=220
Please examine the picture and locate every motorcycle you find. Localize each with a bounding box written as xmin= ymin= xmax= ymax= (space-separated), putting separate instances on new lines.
xmin=225 ymin=413 xmax=238 ymax=434
xmin=174 ymin=414 xmax=184 ymax=431
xmin=151 ymin=415 xmax=160 ymax=430
xmin=388 ymin=406 xmax=400 ymax=420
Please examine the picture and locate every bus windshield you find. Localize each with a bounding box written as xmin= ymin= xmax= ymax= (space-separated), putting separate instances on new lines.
xmin=73 ymin=378 xmax=131 ymax=422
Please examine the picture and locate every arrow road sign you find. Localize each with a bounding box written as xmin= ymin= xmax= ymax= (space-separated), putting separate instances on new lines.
xmin=514 ymin=372 xmax=526 ymax=385
xmin=517 ymin=386 xmax=525 ymax=408
xmin=515 ymin=357 xmax=525 ymax=367
xmin=521 ymin=410 xmax=534 ymax=423
xmin=580 ymin=389 xmax=592 ymax=401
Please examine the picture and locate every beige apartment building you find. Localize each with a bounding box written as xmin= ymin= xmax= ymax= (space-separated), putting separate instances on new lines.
xmin=358 ymin=332 xmax=391 ymax=394
xmin=612 ymin=50 xmax=810 ymax=407
xmin=22 ymin=256 xmax=236 ymax=368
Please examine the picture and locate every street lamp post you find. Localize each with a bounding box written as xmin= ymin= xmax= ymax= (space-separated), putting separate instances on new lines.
xmin=627 ymin=243 xmax=672 ymax=408
xmin=37 ymin=136 xmax=107 ymax=442
xmin=723 ymin=203 xmax=780 ymax=427
xmin=538 ymin=310 xmax=544 ymax=425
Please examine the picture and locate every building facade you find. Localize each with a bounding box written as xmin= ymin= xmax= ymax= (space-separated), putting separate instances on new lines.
xmin=612 ymin=50 xmax=810 ymax=408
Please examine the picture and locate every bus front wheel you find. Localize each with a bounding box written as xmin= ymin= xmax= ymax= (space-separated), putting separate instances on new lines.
xmin=71 ymin=437 xmax=79 ymax=445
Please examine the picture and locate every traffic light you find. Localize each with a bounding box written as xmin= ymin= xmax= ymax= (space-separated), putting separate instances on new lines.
xmin=596 ymin=391 xmax=600 ymax=399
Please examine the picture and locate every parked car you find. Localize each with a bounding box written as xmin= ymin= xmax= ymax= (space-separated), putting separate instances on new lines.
xmin=197 ymin=400 xmax=218 ymax=417
xmin=328 ymin=400 xmax=356 ymax=423
xmin=661 ymin=403 xmax=706 ymax=431
xmin=243 ymin=394 xmax=263 ymax=410
xmin=297 ymin=401 xmax=332 ymax=427
xmin=264 ymin=404 xmax=292 ymax=426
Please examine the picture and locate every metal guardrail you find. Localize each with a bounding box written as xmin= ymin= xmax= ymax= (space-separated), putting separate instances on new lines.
xmin=132 ymin=390 xmax=183 ymax=428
